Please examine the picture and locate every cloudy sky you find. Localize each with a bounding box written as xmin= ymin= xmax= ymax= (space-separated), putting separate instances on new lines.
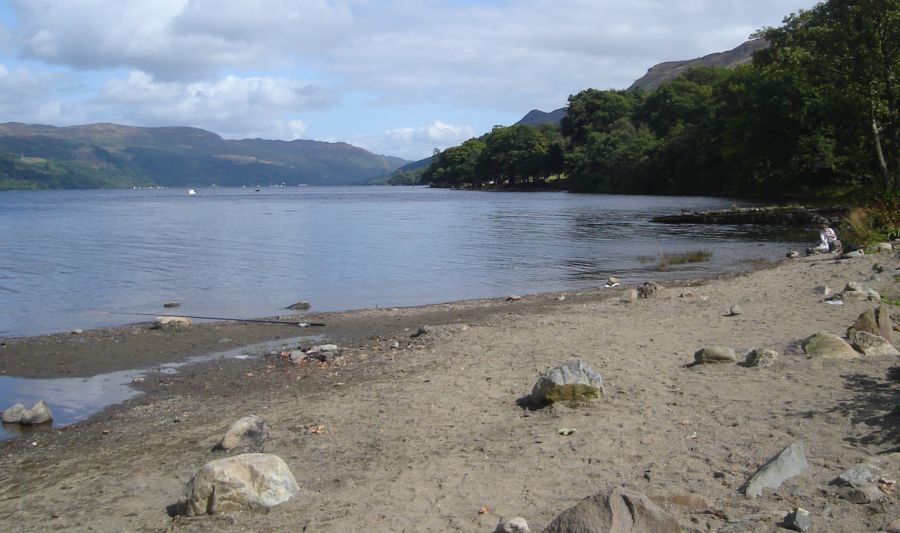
xmin=0 ymin=0 xmax=819 ymax=160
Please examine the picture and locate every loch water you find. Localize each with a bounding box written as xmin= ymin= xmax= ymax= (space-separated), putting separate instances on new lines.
xmin=0 ymin=186 xmax=810 ymax=338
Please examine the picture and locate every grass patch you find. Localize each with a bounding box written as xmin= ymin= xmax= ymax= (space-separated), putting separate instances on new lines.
xmin=641 ymin=249 xmax=713 ymax=271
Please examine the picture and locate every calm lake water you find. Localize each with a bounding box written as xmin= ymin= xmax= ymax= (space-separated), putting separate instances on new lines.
xmin=0 ymin=186 xmax=810 ymax=338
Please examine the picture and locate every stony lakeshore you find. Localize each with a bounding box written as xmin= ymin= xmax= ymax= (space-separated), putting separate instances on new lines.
xmin=2 ymin=250 xmax=900 ymax=532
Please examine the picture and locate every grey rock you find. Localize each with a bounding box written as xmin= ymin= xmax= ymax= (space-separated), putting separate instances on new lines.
xmin=815 ymin=286 xmax=832 ymax=296
xmin=218 ymin=415 xmax=271 ymax=451
xmin=542 ymin=487 xmax=681 ymax=533
xmin=151 ymin=316 xmax=192 ymax=330
xmin=843 ymin=483 xmax=886 ymax=504
xmin=20 ymin=400 xmax=52 ymax=425
xmin=411 ymin=325 xmax=432 ymax=338
xmin=850 ymin=331 xmax=899 ymax=356
xmin=1 ymin=403 xmax=26 ymax=424
xmin=178 ymin=453 xmax=300 ymax=516
xmin=507 ymin=295 xmax=522 ymax=301
xmin=842 ymin=249 xmax=865 ymax=258
xmin=848 ymin=308 xmax=893 ymax=341
xmin=531 ymin=360 xmax=604 ymax=405
xmin=495 ymin=516 xmax=530 ymax=533
xmin=783 ymin=507 xmax=811 ymax=532
xmin=286 ymin=301 xmax=311 ymax=310
xmin=744 ymin=348 xmax=779 ymax=368
xmin=607 ymin=276 xmax=620 ymax=286
xmin=877 ymin=242 xmax=894 ymax=252
xmin=70 ymin=328 xmax=83 ymax=335
xmin=787 ymin=251 xmax=800 ymax=258
xmin=638 ymin=282 xmax=671 ymax=299
xmin=289 ymin=350 xmax=308 ymax=364
xmin=835 ymin=463 xmax=877 ymax=488
xmin=743 ymin=442 xmax=809 ymax=498
xmin=728 ymin=304 xmax=743 ymax=316
xmin=802 ymin=332 xmax=860 ymax=360
xmin=693 ymin=346 xmax=736 ymax=364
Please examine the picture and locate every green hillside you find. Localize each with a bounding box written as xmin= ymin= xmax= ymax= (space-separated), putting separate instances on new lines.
xmin=0 ymin=123 xmax=407 ymax=189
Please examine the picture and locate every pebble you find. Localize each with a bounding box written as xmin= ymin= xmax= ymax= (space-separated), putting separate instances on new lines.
xmin=728 ymin=304 xmax=743 ymax=316
xmin=783 ymin=507 xmax=811 ymax=532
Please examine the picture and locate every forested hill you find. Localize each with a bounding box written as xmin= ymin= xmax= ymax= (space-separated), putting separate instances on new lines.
xmin=419 ymin=0 xmax=900 ymax=198
xmin=0 ymin=122 xmax=407 ymax=189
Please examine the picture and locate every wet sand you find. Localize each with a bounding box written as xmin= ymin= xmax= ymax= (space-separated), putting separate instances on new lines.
xmin=1 ymin=252 xmax=900 ymax=532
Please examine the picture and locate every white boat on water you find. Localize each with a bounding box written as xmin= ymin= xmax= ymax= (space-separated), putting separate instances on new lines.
xmin=188 ymin=188 xmax=197 ymax=195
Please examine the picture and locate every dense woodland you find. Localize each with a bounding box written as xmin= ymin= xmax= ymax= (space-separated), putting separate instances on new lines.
xmin=417 ymin=0 xmax=900 ymax=199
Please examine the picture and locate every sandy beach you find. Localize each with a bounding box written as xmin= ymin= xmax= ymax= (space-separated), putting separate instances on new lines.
xmin=2 ymin=251 xmax=900 ymax=532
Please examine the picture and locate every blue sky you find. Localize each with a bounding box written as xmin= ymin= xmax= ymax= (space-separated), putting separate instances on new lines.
xmin=0 ymin=0 xmax=819 ymax=160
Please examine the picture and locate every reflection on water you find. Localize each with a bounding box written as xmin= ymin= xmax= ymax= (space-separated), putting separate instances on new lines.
xmin=0 ymin=336 xmax=314 ymax=440
xmin=0 ymin=187 xmax=812 ymax=338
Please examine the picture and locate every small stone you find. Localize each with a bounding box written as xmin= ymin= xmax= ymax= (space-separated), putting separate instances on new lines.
xmin=743 ymin=442 xmax=809 ymax=498
xmin=70 ymin=328 xmax=83 ymax=335
xmin=410 ymin=326 xmax=432 ymax=338
xmin=151 ymin=316 xmax=192 ymax=330
xmin=217 ymin=415 xmax=271 ymax=451
xmin=835 ymin=463 xmax=877 ymax=488
xmin=289 ymin=350 xmax=307 ymax=364
xmin=877 ymin=242 xmax=894 ymax=252
xmin=495 ymin=516 xmax=530 ymax=533
xmin=783 ymin=507 xmax=811 ymax=532
xmin=843 ymin=483 xmax=886 ymax=504
xmin=638 ymin=282 xmax=671 ymax=299
xmin=1 ymin=403 xmax=27 ymax=424
xmin=163 ymin=301 xmax=181 ymax=308
xmin=842 ymin=249 xmax=865 ymax=258
xmin=390 ymin=341 xmax=400 ymax=349
xmin=507 ymin=295 xmax=522 ymax=301
xmin=728 ymin=304 xmax=743 ymax=316
xmin=286 ymin=301 xmax=311 ymax=310
xmin=531 ymin=360 xmax=604 ymax=405
xmin=693 ymin=346 xmax=736 ymax=364
xmin=744 ymin=348 xmax=779 ymax=368
xmin=787 ymin=251 xmax=800 ymax=258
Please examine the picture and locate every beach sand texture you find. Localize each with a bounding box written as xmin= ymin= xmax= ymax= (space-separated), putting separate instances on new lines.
xmin=1 ymin=252 xmax=900 ymax=532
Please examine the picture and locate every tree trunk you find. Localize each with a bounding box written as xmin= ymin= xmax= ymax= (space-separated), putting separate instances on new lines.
xmin=872 ymin=116 xmax=891 ymax=189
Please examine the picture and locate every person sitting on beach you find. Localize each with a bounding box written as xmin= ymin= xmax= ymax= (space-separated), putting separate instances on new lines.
xmin=818 ymin=223 xmax=840 ymax=253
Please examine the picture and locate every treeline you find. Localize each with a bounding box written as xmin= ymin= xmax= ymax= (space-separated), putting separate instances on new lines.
xmin=420 ymin=0 xmax=900 ymax=197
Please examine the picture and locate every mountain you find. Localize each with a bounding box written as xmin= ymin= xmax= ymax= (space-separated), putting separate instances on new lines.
xmin=629 ymin=39 xmax=768 ymax=91
xmin=0 ymin=122 xmax=408 ymax=189
xmin=511 ymin=39 xmax=769 ymax=128
xmin=516 ymin=108 xmax=568 ymax=127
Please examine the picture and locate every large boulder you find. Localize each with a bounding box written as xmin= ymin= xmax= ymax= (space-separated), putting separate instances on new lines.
xmin=802 ymin=332 xmax=860 ymax=360
xmin=20 ymin=400 xmax=53 ymax=425
xmin=848 ymin=307 xmax=894 ymax=343
xmin=542 ymin=487 xmax=681 ymax=533
xmin=531 ymin=360 xmax=604 ymax=405
xmin=743 ymin=442 xmax=809 ymax=498
xmin=1 ymin=403 xmax=26 ymax=424
xmin=217 ymin=415 xmax=272 ymax=451
xmin=178 ymin=453 xmax=300 ymax=516
xmin=850 ymin=331 xmax=900 ymax=356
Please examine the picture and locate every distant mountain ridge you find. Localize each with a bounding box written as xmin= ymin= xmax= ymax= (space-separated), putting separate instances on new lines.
xmin=514 ymin=39 xmax=768 ymax=128
xmin=0 ymin=122 xmax=407 ymax=189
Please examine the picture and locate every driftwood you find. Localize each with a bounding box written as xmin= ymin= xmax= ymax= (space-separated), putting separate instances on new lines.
xmin=652 ymin=205 xmax=849 ymax=226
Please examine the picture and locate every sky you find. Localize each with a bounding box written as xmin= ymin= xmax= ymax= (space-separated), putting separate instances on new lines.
xmin=0 ymin=0 xmax=820 ymax=161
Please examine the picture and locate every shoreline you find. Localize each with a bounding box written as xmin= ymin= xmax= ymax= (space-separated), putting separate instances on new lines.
xmin=2 ymin=251 xmax=900 ymax=531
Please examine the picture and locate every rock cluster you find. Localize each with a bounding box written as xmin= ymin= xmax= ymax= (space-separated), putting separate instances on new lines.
xmin=2 ymin=400 xmax=52 ymax=425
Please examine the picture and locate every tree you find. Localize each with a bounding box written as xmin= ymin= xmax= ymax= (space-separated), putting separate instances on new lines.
xmin=757 ymin=0 xmax=900 ymax=188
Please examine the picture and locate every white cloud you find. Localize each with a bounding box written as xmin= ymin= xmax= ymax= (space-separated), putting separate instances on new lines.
xmin=351 ymin=120 xmax=476 ymax=160
xmin=94 ymin=71 xmax=336 ymax=139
